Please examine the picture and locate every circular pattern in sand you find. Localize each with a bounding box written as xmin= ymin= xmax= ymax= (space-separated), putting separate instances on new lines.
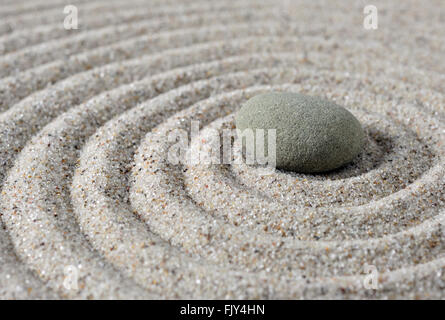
xmin=0 ymin=0 xmax=444 ymax=299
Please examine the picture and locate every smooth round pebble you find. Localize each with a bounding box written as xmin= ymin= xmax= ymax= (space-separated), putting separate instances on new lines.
xmin=235 ymin=92 xmax=365 ymax=173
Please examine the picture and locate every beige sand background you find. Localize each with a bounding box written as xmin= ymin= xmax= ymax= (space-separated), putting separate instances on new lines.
xmin=0 ymin=0 xmax=444 ymax=299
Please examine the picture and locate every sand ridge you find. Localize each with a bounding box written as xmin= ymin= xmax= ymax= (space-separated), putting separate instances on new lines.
xmin=0 ymin=0 xmax=444 ymax=299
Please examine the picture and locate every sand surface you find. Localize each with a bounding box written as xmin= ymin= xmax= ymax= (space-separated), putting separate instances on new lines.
xmin=0 ymin=0 xmax=444 ymax=299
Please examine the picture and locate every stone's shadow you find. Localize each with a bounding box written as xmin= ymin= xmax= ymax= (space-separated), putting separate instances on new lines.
xmin=277 ymin=126 xmax=395 ymax=180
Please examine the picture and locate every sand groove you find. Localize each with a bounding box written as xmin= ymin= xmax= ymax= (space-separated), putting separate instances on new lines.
xmin=0 ymin=0 xmax=444 ymax=299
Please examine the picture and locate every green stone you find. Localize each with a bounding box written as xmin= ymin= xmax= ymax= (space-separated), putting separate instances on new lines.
xmin=235 ymin=92 xmax=365 ymax=173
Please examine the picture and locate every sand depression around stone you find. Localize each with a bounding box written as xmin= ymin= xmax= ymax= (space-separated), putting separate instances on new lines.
xmin=0 ymin=0 xmax=444 ymax=299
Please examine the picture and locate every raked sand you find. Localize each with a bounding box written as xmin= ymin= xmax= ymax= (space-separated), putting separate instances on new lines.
xmin=0 ymin=0 xmax=444 ymax=299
